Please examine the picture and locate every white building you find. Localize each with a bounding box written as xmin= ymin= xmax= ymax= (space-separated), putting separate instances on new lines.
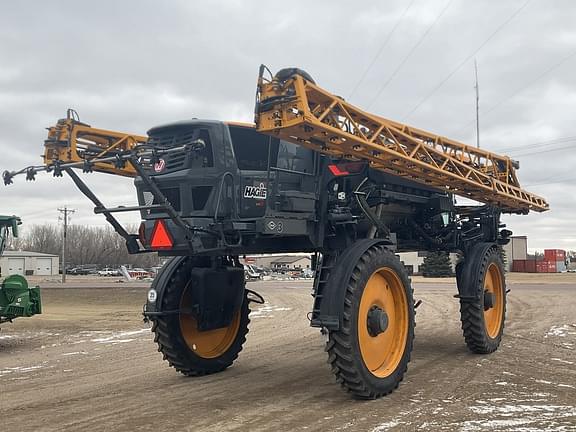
xmin=501 ymin=236 xmax=528 ymax=271
xmin=244 ymin=254 xmax=311 ymax=271
xmin=0 ymin=251 xmax=60 ymax=277
xmin=269 ymin=256 xmax=311 ymax=271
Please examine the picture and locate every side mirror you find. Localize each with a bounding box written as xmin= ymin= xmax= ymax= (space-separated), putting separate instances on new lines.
xmin=190 ymin=139 xmax=206 ymax=152
xmin=11 ymin=217 xmax=21 ymax=238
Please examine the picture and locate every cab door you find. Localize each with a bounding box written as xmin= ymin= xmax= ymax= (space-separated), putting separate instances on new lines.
xmin=272 ymin=140 xmax=317 ymax=213
xmin=229 ymin=126 xmax=275 ymax=218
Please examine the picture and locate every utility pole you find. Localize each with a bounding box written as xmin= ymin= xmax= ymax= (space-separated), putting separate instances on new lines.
xmin=474 ymin=59 xmax=480 ymax=149
xmin=58 ymin=207 xmax=75 ymax=283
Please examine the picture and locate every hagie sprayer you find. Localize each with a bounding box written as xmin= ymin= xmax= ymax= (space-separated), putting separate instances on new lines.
xmin=3 ymin=66 xmax=547 ymax=398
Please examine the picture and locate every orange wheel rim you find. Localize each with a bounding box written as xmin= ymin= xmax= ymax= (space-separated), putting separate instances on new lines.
xmin=179 ymin=282 xmax=241 ymax=359
xmin=358 ymin=267 xmax=408 ymax=378
xmin=483 ymin=263 xmax=504 ymax=338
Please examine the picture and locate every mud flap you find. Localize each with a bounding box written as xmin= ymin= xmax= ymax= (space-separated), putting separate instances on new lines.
xmin=312 ymin=239 xmax=392 ymax=331
xmin=143 ymin=256 xmax=245 ymax=331
xmin=457 ymin=242 xmax=497 ymax=301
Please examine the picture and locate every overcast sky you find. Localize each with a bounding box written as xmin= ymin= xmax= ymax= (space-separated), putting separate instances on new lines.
xmin=1 ymin=0 xmax=575 ymax=252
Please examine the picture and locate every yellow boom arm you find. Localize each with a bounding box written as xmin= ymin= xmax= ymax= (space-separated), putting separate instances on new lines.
xmin=255 ymin=68 xmax=548 ymax=213
xmin=43 ymin=112 xmax=147 ymax=177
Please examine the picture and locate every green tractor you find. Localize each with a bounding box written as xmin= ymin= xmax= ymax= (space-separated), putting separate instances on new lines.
xmin=0 ymin=216 xmax=42 ymax=325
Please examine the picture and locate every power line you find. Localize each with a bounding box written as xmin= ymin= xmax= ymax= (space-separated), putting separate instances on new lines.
xmin=454 ymin=47 xmax=576 ymax=135
xmin=526 ymin=175 xmax=576 ymax=187
xmin=524 ymin=168 xmax=575 ymax=187
xmin=402 ymin=0 xmax=532 ymax=121
xmin=497 ymin=136 xmax=576 ymax=153
xmin=348 ymin=0 xmax=418 ymax=99
xmin=58 ymin=207 xmax=75 ymax=283
xmin=509 ymin=142 xmax=575 ymax=157
xmin=367 ymin=0 xmax=455 ymax=109
xmin=488 ymin=137 xmax=576 ymax=156
xmin=474 ymin=59 xmax=480 ymax=148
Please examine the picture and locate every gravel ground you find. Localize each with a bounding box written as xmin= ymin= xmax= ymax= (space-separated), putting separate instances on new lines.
xmin=1 ymin=277 xmax=575 ymax=431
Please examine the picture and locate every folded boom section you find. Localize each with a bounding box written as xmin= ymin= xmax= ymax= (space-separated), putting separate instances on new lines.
xmin=43 ymin=113 xmax=147 ymax=177
xmin=255 ymin=69 xmax=548 ymax=213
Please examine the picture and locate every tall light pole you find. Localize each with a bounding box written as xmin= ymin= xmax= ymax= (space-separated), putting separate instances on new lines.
xmin=58 ymin=207 xmax=75 ymax=283
xmin=474 ymin=59 xmax=480 ymax=149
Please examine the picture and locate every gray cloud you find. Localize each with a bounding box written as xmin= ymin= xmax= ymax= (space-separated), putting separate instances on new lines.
xmin=1 ymin=0 xmax=574 ymax=250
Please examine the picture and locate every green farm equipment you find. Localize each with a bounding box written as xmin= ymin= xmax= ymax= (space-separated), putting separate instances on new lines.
xmin=0 ymin=216 xmax=42 ymax=325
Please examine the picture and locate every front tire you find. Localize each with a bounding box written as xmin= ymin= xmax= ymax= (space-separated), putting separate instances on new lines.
xmin=459 ymin=245 xmax=506 ymax=354
xmin=152 ymin=258 xmax=250 ymax=376
xmin=326 ymin=245 xmax=415 ymax=399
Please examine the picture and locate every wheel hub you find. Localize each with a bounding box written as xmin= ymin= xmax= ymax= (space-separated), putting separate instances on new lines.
xmin=484 ymin=290 xmax=495 ymax=310
xmin=367 ymin=305 xmax=389 ymax=337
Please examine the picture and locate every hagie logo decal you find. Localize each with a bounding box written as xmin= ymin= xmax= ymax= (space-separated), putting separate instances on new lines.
xmin=154 ymin=159 xmax=166 ymax=173
xmin=244 ymin=183 xmax=267 ymax=200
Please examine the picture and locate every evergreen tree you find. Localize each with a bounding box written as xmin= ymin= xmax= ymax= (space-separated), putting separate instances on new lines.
xmin=420 ymin=251 xmax=453 ymax=277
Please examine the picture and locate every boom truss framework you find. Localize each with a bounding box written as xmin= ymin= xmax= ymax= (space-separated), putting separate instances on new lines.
xmin=43 ymin=113 xmax=147 ymax=177
xmin=255 ymin=70 xmax=548 ymax=213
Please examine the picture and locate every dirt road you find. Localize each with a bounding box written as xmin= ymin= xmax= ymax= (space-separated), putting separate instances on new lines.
xmin=1 ymin=278 xmax=575 ymax=431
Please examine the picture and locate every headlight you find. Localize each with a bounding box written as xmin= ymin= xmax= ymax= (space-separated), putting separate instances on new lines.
xmin=147 ymin=289 xmax=158 ymax=303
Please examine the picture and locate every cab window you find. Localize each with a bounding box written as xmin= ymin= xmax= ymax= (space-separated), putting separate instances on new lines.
xmin=229 ymin=126 xmax=278 ymax=171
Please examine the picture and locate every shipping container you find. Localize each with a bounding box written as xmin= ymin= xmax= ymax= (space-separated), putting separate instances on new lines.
xmin=536 ymin=261 xmax=549 ymax=273
xmin=512 ymin=260 xmax=525 ymax=272
xmin=556 ymin=261 xmax=567 ymax=272
xmin=544 ymin=249 xmax=566 ymax=262
xmin=547 ymin=261 xmax=557 ymax=273
xmin=525 ymin=260 xmax=537 ymax=273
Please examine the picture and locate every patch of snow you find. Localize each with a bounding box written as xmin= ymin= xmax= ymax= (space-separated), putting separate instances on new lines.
xmin=249 ymin=303 xmax=292 ymax=319
xmin=372 ymin=420 xmax=403 ymax=431
xmin=1 ymin=331 xmax=59 ymax=341
xmin=91 ymin=329 xmax=149 ymax=344
xmin=460 ymin=418 xmax=532 ymax=430
xmin=470 ymin=404 xmax=572 ymax=415
xmin=545 ymin=324 xmax=576 ymax=338
xmin=0 ymin=362 xmax=49 ymax=377
xmin=463 ymin=402 xmax=576 ymax=431
xmin=550 ymin=358 xmax=574 ymax=365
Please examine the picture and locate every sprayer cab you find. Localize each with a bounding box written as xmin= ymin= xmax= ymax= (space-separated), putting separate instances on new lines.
xmin=134 ymin=119 xmax=320 ymax=256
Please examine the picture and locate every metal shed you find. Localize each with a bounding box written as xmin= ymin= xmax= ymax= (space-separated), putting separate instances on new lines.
xmin=0 ymin=251 xmax=60 ymax=276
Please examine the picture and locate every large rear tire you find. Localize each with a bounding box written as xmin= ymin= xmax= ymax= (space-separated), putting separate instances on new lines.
xmin=459 ymin=245 xmax=506 ymax=354
xmin=152 ymin=258 xmax=250 ymax=376
xmin=326 ymin=245 xmax=415 ymax=399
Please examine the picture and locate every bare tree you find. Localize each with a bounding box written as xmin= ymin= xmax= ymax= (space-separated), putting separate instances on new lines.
xmin=8 ymin=224 xmax=160 ymax=268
